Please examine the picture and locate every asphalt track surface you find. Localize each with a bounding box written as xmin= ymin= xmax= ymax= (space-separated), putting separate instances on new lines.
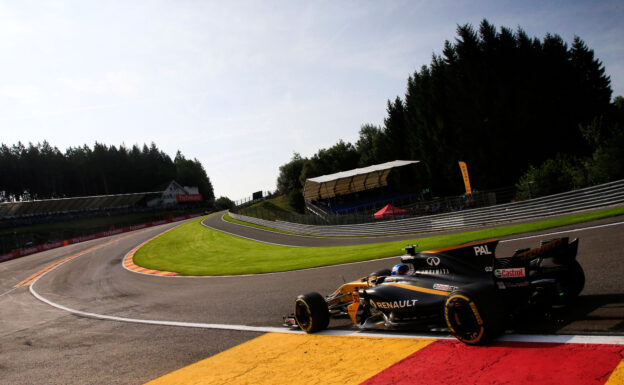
xmin=1 ymin=213 xmax=623 ymax=384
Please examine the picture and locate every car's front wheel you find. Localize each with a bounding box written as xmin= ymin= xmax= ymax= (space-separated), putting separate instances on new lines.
xmin=294 ymin=292 xmax=330 ymax=333
xmin=444 ymin=290 xmax=503 ymax=345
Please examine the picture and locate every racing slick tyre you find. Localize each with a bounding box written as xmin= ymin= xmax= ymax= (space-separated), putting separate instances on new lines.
xmin=552 ymin=260 xmax=585 ymax=306
xmin=444 ymin=290 xmax=504 ymax=345
xmin=294 ymin=292 xmax=330 ymax=333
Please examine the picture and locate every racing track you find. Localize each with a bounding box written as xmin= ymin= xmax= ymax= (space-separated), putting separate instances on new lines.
xmin=1 ymin=213 xmax=623 ymax=384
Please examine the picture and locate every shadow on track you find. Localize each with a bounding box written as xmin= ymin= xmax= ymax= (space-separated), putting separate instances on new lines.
xmin=510 ymin=294 xmax=624 ymax=335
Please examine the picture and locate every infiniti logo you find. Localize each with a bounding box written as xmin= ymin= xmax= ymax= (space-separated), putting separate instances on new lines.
xmin=426 ymin=256 xmax=440 ymax=266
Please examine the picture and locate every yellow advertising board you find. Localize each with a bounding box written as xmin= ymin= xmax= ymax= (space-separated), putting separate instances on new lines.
xmin=458 ymin=161 xmax=472 ymax=195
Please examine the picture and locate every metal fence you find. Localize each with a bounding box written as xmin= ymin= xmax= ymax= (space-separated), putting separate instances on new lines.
xmin=233 ymin=191 xmax=276 ymax=208
xmin=0 ymin=207 xmax=206 ymax=255
xmin=233 ymin=187 xmax=516 ymax=226
xmin=228 ymin=179 xmax=624 ymax=236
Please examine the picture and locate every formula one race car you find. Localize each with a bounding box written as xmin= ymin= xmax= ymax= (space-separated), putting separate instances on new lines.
xmin=284 ymin=237 xmax=584 ymax=345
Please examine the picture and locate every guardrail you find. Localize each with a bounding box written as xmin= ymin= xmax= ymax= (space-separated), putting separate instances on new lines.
xmin=233 ymin=191 xmax=276 ymax=208
xmin=0 ymin=213 xmax=203 ymax=263
xmin=228 ymin=179 xmax=624 ymax=236
xmin=234 ymin=187 xmax=514 ymax=225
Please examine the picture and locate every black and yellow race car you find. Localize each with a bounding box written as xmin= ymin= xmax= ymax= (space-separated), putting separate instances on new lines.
xmin=284 ymin=237 xmax=584 ymax=345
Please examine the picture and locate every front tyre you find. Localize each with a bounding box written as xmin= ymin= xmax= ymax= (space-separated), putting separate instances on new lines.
xmin=444 ymin=291 xmax=503 ymax=345
xmin=294 ymin=292 xmax=330 ymax=333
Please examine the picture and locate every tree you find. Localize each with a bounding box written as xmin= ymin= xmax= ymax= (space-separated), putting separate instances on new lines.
xmin=395 ymin=19 xmax=612 ymax=195
xmin=383 ymin=98 xmax=410 ymax=161
xmin=215 ymin=196 xmax=235 ymax=210
xmin=355 ymin=124 xmax=387 ymax=166
xmin=275 ymin=153 xmax=308 ymax=212
xmin=274 ymin=19 xmax=616 ymax=199
xmin=516 ymin=94 xmax=624 ymax=197
xmin=277 ymin=153 xmax=307 ymax=194
xmin=0 ymin=141 xmax=214 ymax=203
xmin=174 ymin=151 xmax=215 ymax=201
xmin=299 ymin=140 xmax=360 ymax=187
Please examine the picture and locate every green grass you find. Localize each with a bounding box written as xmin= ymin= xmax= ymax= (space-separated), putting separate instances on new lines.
xmin=268 ymin=195 xmax=301 ymax=214
xmin=133 ymin=206 xmax=624 ymax=276
xmin=237 ymin=195 xmax=301 ymax=219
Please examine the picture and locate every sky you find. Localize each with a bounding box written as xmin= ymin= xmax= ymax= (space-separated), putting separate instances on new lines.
xmin=1 ymin=1 xmax=623 ymax=201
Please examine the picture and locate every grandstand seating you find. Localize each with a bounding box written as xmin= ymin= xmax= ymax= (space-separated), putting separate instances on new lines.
xmin=0 ymin=192 xmax=168 ymax=230
xmin=0 ymin=193 xmax=159 ymax=218
xmin=318 ymin=192 xmax=417 ymax=215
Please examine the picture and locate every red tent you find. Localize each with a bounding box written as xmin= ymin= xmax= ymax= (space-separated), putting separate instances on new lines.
xmin=373 ymin=204 xmax=408 ymax=219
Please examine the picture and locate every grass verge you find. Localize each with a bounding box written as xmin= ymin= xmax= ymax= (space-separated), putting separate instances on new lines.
xmin=133 ymin=206 xmax=624 ymax=276
xmin=237 ymin=195 xmax=301 ymax=219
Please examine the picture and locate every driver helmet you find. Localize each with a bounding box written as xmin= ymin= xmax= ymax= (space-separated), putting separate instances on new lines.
xmin=391 ymin=263 xmax=409 ymax=275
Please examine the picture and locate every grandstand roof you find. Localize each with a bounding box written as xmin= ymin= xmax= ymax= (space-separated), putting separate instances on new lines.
xmin=303 ymin=160 xmax=419 ymax=201
xmin=0 ymin=192 xmax=160 ymax=218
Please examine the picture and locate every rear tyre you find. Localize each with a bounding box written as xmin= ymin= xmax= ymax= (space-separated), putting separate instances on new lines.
xmin=294 ymin=292 xmax=330 ymax=333
xmin=553 ymin=260 xmax=585 ymax=306
xmin=444 ymin=290 xmax=503 ymax=345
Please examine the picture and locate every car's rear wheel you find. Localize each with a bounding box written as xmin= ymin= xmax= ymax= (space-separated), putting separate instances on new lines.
xmin=444 ymin=290 xmax=503 ymax=345
xmin=553 ymin=260 xmax=585 ymax=306
xmin=294 ymin=292 xmax=330 ymax=333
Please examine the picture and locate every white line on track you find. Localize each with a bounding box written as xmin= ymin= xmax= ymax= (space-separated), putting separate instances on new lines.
xmin=206 ymin=213 xmax=413 ymax=244
xmin=0 ymin=287 xmax=17 ymax=299
xmin=26 ymin=276 xmax=624 ymax=345
xmin=218 ymin=213 xmax=325 ymax=239
xmin=25 ymin=218 xmax=624 ymax=346
xmin=499 ymin=220 xmax=624 ymax=243
xmin=200 ymin=216 xmax=304 ymax=247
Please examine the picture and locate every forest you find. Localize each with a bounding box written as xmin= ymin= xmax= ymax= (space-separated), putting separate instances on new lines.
xmin=0 ymin=141 xmax=215 ymax=203
xmin=277 ymin=20 xmax=624 ymax=210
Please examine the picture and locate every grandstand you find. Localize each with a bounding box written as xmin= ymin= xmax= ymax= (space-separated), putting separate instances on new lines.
xmin=0 ymin=181 xmax=205 ymax=255
xmin=303 ymin=160 xmax=420 ymax=215
xmin=316 ymin=191 xmax=417 ymax=215
xmin=0 ymin=181 xmax=201 ymax=227
xmin=0 ymin=192 xmax=158 ymax=218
